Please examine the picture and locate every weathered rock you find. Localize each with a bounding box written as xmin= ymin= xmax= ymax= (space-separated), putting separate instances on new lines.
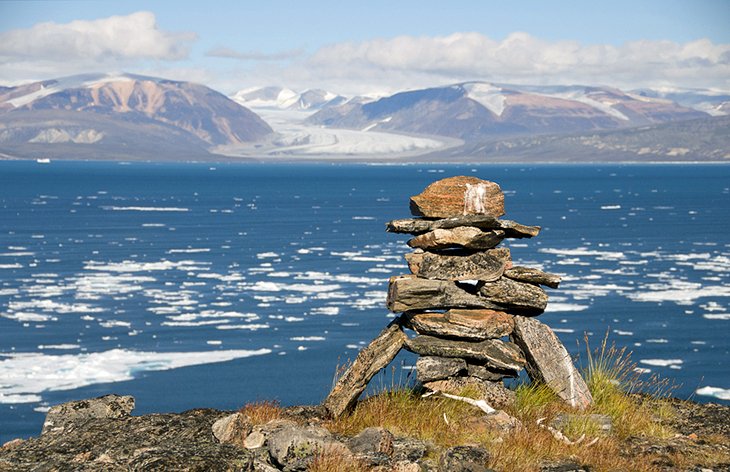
xmin=323 ymin=318 xmax=407 ymax=417
xmin=467 ymin=363 xmax=519 ymax=381
xmin=41 ymin=394 xmax=135 ymax=436
xmin=1 ymin=408 xmax=254 ymax=471
xmin=423 ymin=377 xmax=516 ymax=409
xmin=408 ymin=227 xmax=505 ymax=251
xmin=551 ymin=413 xmax=613 ymax=435
xmin=388 ymin=276 xmax=545 ymax=314
xmin=438 ymin=445 xmax=492 ymax=472
xmin=348 ymin=427 xmax=394 ymax=466
xmin=387 ymin=215 xmax=540 ymax=239
xmin=464 ymin=410 xmax=522 ymax=434
xmin=244 ymin=431 xmax=266 ymax=449
xmin=504 ymin=266 xmax=561 ymax=289
xmin=405 ymin=309 xmax=514 ymax=341
xmin=416 ymin=356 xmax=467 ymax=383
xmin=392 ymin=436 xmax=429 ymax=462
xmin=478 ymin=277 xmax=548 ymax=314
xmin=511 ymin=316 xmax=593 ymax=410
xmin=268 ymin=424 xmax=348 ymax=471
xmin=410 ymin=176 xmax=505 ymax=218
xmin=406 ymin=249 xmax=511 ymax=281
xmin=405 ymin=335 xmax=525 ymax=371
xmin=212 ymin=412 xmax=252 ymax=446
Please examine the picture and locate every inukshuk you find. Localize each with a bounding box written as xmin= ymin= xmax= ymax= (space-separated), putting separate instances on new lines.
xmin=323 ymin=176 xmax=593 ymax=418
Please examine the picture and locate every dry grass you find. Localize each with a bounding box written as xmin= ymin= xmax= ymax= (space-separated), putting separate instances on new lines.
xmin=239 ymin=400 xmax=283 ymax=425
xmin=308 ymin=445 xmax=370 ymax=472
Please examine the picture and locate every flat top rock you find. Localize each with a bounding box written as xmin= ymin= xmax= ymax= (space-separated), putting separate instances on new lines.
xmin=410 ymin=176 xmax=505 ymax=218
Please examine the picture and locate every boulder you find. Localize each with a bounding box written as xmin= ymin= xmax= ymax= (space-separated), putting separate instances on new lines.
xmin=212 ymin=412 xmax=251 ymax=446
xmin=464 ymin=410 xmax=522 ymax=434
xmin=423 ymin=377 xmax=516 ymax=409
xmin=405 ymin=335 xmax=525 ymax=371
xmin=348 ymin=426 xmax=394 ymax=466
xmin=511 ymin=316 xmax=593 ymax=409
xmin=478 ymin=277 xmax=548 ymax=314
xmin=268 ymin=424 xmax=348 ymax=471
xmin=438 ymin=445 xmax=492 ymax=472
xmin=409 ymin=176 xmax=505 ymax=218
xmin=406 ymin=249 xmax=510 ymax=281
xmin=42 ymin=394 xmax=135 ymax=436
xmin=408 ymin=227 xmax=505 ymax=251
xmin=504 ymin=266 xmax=561 ymax=289
xmin=323 ymin=318 xmax=407 ymax=417
xmin=416 ymin=356 xmax=467 ymax=383
xmin=387 ymin=215 xmax=539 ymax=238
xmin=405 ymin=309 xmax=514 ymax=341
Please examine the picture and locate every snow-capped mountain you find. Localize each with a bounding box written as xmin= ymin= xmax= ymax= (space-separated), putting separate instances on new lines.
xmin=0 ymin=73 xmax=273 ymax=160
xmin=628 ymin=87 xmax=730 ymax=117
xmin=231 ymin=86 xmax=346 ymax=111
xmin=306 ymin=82 xmax=708 ymax=141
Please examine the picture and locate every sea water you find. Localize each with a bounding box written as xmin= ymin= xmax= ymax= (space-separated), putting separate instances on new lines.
xmin=1 ymin=161 xmax=728 ymax=442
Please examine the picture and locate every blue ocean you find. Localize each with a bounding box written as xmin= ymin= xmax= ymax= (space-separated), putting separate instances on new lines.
xmin=1 ymin=161 xmax=729 ymax=443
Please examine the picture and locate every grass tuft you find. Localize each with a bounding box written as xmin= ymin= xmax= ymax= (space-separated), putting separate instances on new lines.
xmin=239 ymin=400 xmax=283 ymax=425
xmin=308 ymin=445 xmax=370 ymax=472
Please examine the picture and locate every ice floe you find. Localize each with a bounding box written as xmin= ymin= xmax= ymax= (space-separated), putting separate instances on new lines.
xmin=696 ymin=386 xmax=730 ymax=400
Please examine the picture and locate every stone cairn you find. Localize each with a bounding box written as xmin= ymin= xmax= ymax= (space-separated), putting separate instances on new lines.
xmin=323 ymin=176 xmax=593 ymax=418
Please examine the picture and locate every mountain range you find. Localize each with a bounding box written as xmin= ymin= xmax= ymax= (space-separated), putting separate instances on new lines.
xmin=0 ymin=74 xmax=728 ymax=162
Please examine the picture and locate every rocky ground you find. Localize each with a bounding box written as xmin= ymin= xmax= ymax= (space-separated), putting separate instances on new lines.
xmin=1 ymin=394 xmax=728 ymax=472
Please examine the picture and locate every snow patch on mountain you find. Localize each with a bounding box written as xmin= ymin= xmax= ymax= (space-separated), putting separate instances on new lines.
xmin=463 ymin=83 xmax=506 ymax=116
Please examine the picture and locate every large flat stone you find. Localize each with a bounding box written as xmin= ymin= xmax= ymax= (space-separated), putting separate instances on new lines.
xmin=408 ymin=227 xmax=505 ymax=251
xmin=467 ymin=362 xmax=519 ymax=381
xmin=405 ymin=309 xmax=514 ymax=340
xmin=405 ymin=335 xmax=525 ymax=371
xmin=387 ymin=215 xmax=540 ymax=238
xmin=387 ymin=275 xmax=546 ymax=314
xmin=323 ymin=318 xmax=407 ymax=417
xmin=416 ymin=356 xmax=467 ymax=383
xmin=405 ymin=248 xmax=511 ymax=281
xmin=42 ymin=395 xmax=135 ymax=436
xmin=410 ymin=176 xmax=505 ymax=218
xmin=511 ymin=316 xmax=593 ymax=410
xmin=423 ymin=376 xmax=516 ymax=409
xmin=504 ymin=266 xmax=561 ymax=289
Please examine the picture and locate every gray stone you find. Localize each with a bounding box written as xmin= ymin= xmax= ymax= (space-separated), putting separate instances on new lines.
xmin=348 ymin=427 xmax=394 ymax=466
xmin=511 ymin=316 xmax=593 ymax=410
xmin=408 ymin=227 xmax=505 ymax=251
xmin=268 ymin=424 xmax=348 ymax=471
xmin=323 ymin=318 xmax=407 ymax=417
xmin=467 ymin=363 xmax=519 ymax=381
xmin=212 ymin=412 xmax=252 ymax=446
xmin=387 ymin=215 xmax=540 ymax=239
xmin=405 ymin=335 xmax=525 ymax=371
xmin=465 ymin=410 xmax=522 ymax=433
xmin=42 ymin=394 xmax=135 ymax=436
xmin=405 ymin=309 xmax=514 ymax=341
xmin=387 ymin=275 xmax=546 ymax=315
xmin=423 ymin=377 xmax=516 ymax=409
xmin=478 ymin=277 xmax=548 ymax=314
xmin=438 ymin=445 xmax=491 ymax=472
xmin=406 ymin=248 xmax=510 ymax=281
xmin=416 ymin=356 xmax=467 ymax=383
xmin=504 ymin=266 xmax=561 ymax=289
xmin=392 ymin=436 xmax=429 ymax=462
xmin=409 ymin=176 xmax=505 ymax=218
xmin=244 ymin=431 xmax=267 ymax=449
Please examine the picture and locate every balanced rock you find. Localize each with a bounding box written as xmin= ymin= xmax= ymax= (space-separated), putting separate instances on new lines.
xmin=410 ymin=176 xmax=505 ymax=218
xmin=408 ymin=227 xmax=505 ymax=251
xmin=478 ymin=277 xmax=548 ymax=314
xmin=415 ymin=356 xmax=467 ymax=383
xmin=405 ymin=335 xmax=525 ymax=371
xmin=511 ymin=316 xmax=593 ymax=409
xmin=405 ymin=309 xmax=514 ymax=341
xmin=406 ymin=248 xmax=511 ymax=281
xmin=504 ymin=266 xmax=561 ymax=289
xmin=424 ymin=376 xmax=516 ymax=409
xmin=387 ymin=215 xmax=540 ymax=238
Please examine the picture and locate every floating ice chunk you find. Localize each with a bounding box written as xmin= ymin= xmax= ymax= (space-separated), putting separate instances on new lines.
xmin=613 ymin=330 xmax=634 ymax=336
xmin=167 ymin=248 xmax=211 ymax=254
xmin=0 ymin=263 xmax=23 ymax=269
xmin=552 ymin=328 xmax=575 ymax=333
xmin=0 ymin=393 xmax=43 ymax=404
xmin=103 ymin=206 xmax=189 ymax=212
xmin=216 ymin=323 xmax=270 ymax=331
xmin=2 ymin=312 xmax=52 ymax=322
xmin=290 ymin=336 xmax=326 ymax=341
xmin=310 ymin=306 xmax=340 ymax=316
xmin=257 ymin=252 xmax=279 ymax=259
xmin=703 ymin=313 xmax=730 ymax=320
xmin=639 ymin=359 xmax=683 ymax=367
xmin=37 ymin=344 xmax=80 ymax=350
xmin=646 ymin=339 xmax=669 ymax=343
xmin=545 ymin=303 xmax=589 ymax=312
xmin=601 ymin=205 xmax=621 ymax=210
xmin=696 ymin=386 xmax=730 ymax=400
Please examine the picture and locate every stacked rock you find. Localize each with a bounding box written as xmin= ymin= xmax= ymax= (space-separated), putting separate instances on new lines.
xmin=323 ymin=176 xmax=592 ymax=418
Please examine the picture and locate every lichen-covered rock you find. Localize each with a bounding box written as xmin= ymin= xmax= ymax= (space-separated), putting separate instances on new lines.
xmin=405 ymin=309 xmax=514 ymax=341
xmin=438 ymin=445 xmax=492 ymax=472
xmin=423 ymin=377 xmax=516 ymax=409
xmin=408 ymin=227 xmax=505 ymax=251
xmin=41 ymin=394 xmax=135 ymax=436
xmin=387 ymin=215 xmax=539 ymax=239
xmin=348 ymin=427 xmax=395 ymax=466
xmin=504 ymin=266 xmax=561 ymax=289
xmin=406 ymin=249 xmax=511 ymax=281
xmin=268 ymin=424 xmax=349 ymax=471
xmin=410 ymin=176 xmax=505 ymax=218
xmin=416 ymin=356 xmax=468 ymax=383
xmin=405 ymin=335 xmax=525 ymax=371
xmin=212 ymin=412 xmax=252 ymax=446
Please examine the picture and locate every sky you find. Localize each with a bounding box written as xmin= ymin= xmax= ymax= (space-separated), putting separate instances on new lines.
xmin=1 ymin=0 xmax=729 ymax=96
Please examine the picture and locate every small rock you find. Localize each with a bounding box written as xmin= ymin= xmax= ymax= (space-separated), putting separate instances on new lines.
xmin=540 ymin=461 xmax=591 ymax=472
xmin=465 ymin=411 xmax=522 ymax=433
xmin=212 ymin=412 xmax=252 ymax=445
xmin=268 ymin=424 xmax=348 ymax=471
xmin=348 ymin=426 xmax=394 ymax=466
xmin=416 ymin=356 xmax=467 ymax=383
xmin=424 ymin=377 xmax=516 ymax=409
xmin=244 ymin=431 xmax=266 ymax=449
xmin=410 ymin=176 xmax=505 ymax=218
xmin=392 ymin=436 xmax=429 ymax=462
xmin=1 ymin=438 xmax=24 ymax=449
xmin=41 ymin=394 xmax=135 ymax=435
xmin=438 ymin=445 xmax=492 ymax=472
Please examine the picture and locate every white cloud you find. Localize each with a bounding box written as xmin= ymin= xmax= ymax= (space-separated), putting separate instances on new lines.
xmin=296 ymin=32 xmax=730 ymax=94
xmin=0 ymin=11 xmax=196 ymax=81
